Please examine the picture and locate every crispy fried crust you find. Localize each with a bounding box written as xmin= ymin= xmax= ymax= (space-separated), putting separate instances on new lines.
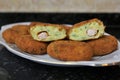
xmin=73 ymin=18 xmax=104 ymax=28
xmin=15 ymin=35 xmax=48 ymax=55
xmin=63 ymin=25 xmax=71 ymax=39
xmin=87 ymin=35 xmax=118 ymax=56
xmin=2 ymin=25 xmax=30 ymax=44
xmin=2 ymin=28 xmax=20 ymax=43
xmin=11 ymin=25 xmax=30 ymax=35
xmin=30 ymin=22 xmax=45 ymax=26
xmin=47 ymin=40 xmax=93 ymax=61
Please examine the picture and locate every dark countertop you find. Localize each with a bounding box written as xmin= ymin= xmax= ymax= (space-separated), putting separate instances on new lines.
xmin=0 ymin=13 xmax=120 ymax=80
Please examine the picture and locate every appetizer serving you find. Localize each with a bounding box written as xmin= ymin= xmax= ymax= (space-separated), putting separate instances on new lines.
xmin=1 ymin=18 xmax=118 ymax=62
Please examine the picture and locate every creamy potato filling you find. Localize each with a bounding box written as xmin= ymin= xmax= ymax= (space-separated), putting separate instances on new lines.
xmin=30 ymin=25 xmax=66 ymax=41
xmin=69 ymin=22 xmax=105 ymax=41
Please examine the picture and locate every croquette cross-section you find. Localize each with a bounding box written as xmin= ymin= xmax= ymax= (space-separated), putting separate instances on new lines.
xmin=47 ymin=40 xmax=93 ymax=61
xmin=30 ymin=22 xmax=67 ymax=42
xmin=68 ymin=18 xmax=105 ymax=41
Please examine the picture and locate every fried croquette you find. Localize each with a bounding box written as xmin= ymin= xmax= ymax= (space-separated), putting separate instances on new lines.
xmin=68 ymin=18 xmax=105 ymax=41
xmin=30 ymin=23 xmax=67 ymax=42
xmin=15 ymin=35 xmax=48 ymax=55
xmin=47 ymin=40 xmax=93 ymax=61
xmin=2 ymin=28 xmax=21 ymax=43
xmin=87 ymin=35 xmax=118 ymax=56
xmin=2 ymin=25 xmax=30 ymax=44
xmin=11 ymin=25 xmax=30 ymax=35
xmin=30 ymin=22 xmax=43 ymax=26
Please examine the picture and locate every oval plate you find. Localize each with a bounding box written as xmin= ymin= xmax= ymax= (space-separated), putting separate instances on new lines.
xmin=0 ymin=22 xmax=120 ymax=67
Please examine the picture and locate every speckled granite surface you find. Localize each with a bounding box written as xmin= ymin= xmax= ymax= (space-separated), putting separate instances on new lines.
xmin=0 ymin=13 xmax=120 ymax=80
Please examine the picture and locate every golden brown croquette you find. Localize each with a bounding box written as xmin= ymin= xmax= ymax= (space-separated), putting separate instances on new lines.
xmin=87 ymin=35 xmax=118 ymax=56
xmin=47 ymin=40 xmax=93 ymax=61
xmin=15 ymin=35 xmax=48 ymax=55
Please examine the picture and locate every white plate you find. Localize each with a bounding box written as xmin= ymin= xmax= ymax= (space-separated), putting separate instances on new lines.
xmin=0 ymin=22 xmax=120 ymax=67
